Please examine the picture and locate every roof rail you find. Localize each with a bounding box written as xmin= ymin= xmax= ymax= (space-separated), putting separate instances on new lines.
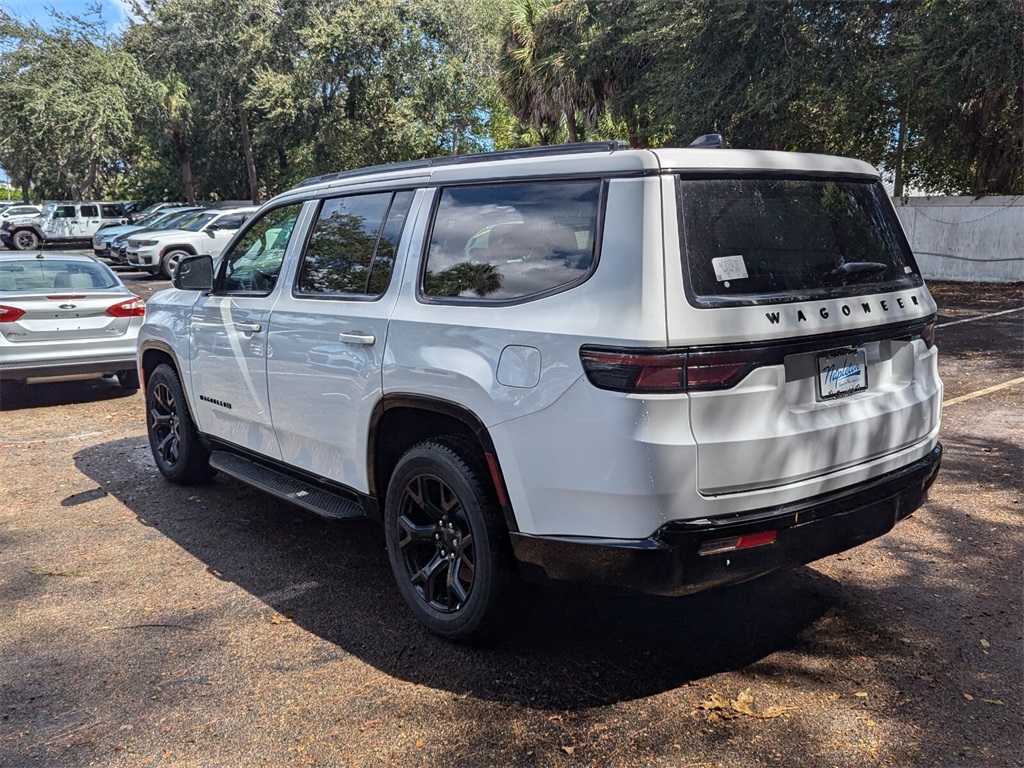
xmin=297 ymin=141 xmax=632 ymax=188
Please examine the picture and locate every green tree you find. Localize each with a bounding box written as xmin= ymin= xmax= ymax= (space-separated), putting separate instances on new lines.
xmin=154 ymin=74 xmax=197 ymax=204
xmin=890 ymin=0 xmax=1023 ymax=195
xmin=0 ymin=12 xmax=152 ymax=201
xmin=125 ymin=0 xmax=277 ymax=203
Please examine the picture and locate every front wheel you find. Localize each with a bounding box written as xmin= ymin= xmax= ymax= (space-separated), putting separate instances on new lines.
xmin=384 ymin=437 xmax=513 ymax=640
xmin=11 ymin=229 xmax=39 ymax=251
xmin=145 ymin=363 xmax=214 ymax=484
xmin=161 ymin=249 xmax=190 ymax=279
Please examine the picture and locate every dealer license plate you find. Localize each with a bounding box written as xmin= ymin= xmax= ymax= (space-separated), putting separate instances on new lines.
xmin=816 ymin=348 xmax=868 ymax=400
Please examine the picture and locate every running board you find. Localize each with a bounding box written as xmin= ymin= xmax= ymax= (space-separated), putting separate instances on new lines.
xmin=209 ymin=451 xmax=366 ymax=521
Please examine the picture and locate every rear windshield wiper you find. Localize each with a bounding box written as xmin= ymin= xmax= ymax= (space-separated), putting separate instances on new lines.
xmin=827 ymin=261 xmax=888 ymax=279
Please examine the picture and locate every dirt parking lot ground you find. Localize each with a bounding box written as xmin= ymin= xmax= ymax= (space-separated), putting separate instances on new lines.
xmin=1 ymin=280 xmax=1021 ymax=768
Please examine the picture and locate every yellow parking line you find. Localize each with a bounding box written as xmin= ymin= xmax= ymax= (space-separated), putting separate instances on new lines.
xmin=944 ymin=376 xmax=1024 ymax=407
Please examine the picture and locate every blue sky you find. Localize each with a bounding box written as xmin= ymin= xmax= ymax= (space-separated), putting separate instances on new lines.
xmin=3 ymin=0 xmax=131 ymax=33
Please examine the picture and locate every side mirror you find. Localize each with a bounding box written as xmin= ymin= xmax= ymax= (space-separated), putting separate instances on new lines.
xmin=173 ymin=254 xmax=215 ymax=291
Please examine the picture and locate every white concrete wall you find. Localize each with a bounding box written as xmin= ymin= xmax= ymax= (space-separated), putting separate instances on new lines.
xmin=892 ymin=196 xmax=1023 ymax=283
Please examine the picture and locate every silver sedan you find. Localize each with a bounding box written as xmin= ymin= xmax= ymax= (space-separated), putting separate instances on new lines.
xmin=0 ymin=253 xmax=144 ymax=393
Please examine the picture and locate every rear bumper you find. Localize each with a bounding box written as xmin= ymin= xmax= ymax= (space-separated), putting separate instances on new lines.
xmin=0 ymin=353 xmax=138 ymax=382
xmin=511 ymin=444 xmax=941 ymax=595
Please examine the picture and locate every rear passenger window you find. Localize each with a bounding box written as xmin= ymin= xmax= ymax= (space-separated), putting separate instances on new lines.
xmin=296 ymin=190 xmax=413 ymax=297
xmin=79 ymin=205 xmax=99 ymax=217
xmin=423 ymin=181 xmax=600 ymax=302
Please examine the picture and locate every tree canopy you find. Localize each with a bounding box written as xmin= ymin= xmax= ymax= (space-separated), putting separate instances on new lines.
xmin=0 ymin=0 xmax=1018 ymax=202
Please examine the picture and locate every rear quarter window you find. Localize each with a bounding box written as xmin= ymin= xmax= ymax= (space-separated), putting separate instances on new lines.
xmin=423 ymin=180 xmax=601 ymax=303
xmin=679 ymin=177 xmax=922 ymax=307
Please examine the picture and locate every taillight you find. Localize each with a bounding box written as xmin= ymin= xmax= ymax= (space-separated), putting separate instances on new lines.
xmin=106 ymin=297 xmax=146 ymax=317
xmin=579 ymin=346 xmax=765 ymax=393
xmin=0 ymin=304 xmax=25 ymax=323
xmin=579 ymin=348 xmax=687 ymax=393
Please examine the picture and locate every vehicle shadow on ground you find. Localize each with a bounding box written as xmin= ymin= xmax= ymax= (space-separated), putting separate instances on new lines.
xmin=74 ymin=437 xmax=837 ymax=710
xmin=0 ymin=379 xmax=137 ymax=412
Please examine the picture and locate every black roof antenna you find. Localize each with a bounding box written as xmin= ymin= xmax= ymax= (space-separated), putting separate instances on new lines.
xmin=689 ymin=133 xmax=725 ymax=149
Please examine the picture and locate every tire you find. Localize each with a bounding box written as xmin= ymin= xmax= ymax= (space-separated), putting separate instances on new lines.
xmin=145 ymin=363 xmax=214 ymax=484
xmin=161 ymin=249 xmax=190 ymax=279
xmin=384 ymin=436 xmax=513 ymax=640
xmin=0 ymin=379 xmax=23 ymax=404
xmin=116 ymin=369 xmax=140 ymax=390
xmin=11 ymin=229 xmax=39 ymax=251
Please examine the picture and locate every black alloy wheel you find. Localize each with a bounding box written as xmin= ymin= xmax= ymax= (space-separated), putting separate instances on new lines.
xmin=385 ymin=437 xmax=512 ymax=639
xmin=145 ymin=363 xmax=214 ymax=484
xmin=397 ymin=472 xmax=477 ymax=613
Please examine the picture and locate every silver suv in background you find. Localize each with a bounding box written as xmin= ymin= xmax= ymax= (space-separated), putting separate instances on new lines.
xmin=139 ymin=141 xmax=942 ymax=639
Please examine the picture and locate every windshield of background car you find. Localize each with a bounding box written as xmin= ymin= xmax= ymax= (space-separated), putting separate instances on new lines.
xmin=0 ymin=259 xmax=120 ymax=291
xmin=180 ymin=212 xmax=218 ymax=232
xmin=152 ymin=210 xmax=201 ymax=230
xmin=678 ymin=177 xmax=922 ymax=307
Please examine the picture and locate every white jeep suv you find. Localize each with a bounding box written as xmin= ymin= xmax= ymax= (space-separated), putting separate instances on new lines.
xmin=138 ymin=141 xmax=942 ymax=638
xmin=125 ymin=206 xmax=256 ymax=278
xmin=1 ymin=201 xmax=131 ymax=250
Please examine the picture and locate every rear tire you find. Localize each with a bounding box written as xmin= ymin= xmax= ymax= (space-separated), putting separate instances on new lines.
xmin=117 ymin=369 xmax=140 ymax=390
xmin=384 ymin=436 xmax=513 ymax=640
xmin=161 ymin=249 xmax=190 ymax=279
xmin=145 ymin=363 xmax=214 ymax=484
xmin=0 ymin=379 xmax=23 ymax=404
xmin=11 ymin=229 xmax=39 ymax=251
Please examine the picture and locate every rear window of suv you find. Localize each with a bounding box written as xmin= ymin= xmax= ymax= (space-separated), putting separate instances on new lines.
xmin=678 ymin=177 xmax=922 ymax=306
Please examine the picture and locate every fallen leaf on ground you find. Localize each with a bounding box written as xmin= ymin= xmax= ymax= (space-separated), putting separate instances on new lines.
xmin=562 ymin=746 xmax=575 ymax=755
xmin=963 ymin=693 xmax=974 ymax=701
xmin=981 ymin=699 xmax=1005 ymax=706
xmin=697 ymin=688 xmax=794 ymax=721
xmin=854 ymin=691 xmax=869 ymax=698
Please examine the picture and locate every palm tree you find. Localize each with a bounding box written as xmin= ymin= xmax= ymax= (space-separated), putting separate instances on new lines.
xmin=498 ymin=0 xmax=563 ymax=142
xmin=499 ymin=0 xmax=604 ymax=144
xmin=534 ymin=1 xmax=602 ymax=142
xmin=156 ymin=74 xmax=196 ymax=204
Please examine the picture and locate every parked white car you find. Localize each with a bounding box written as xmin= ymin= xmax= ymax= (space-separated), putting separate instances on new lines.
xmin=126 ymin=207 xmax=257 ymax=278
xmin=0 ymin=204 xmax=42 ymax=221
xmin=93 ymin=207 xmax=204 ymax=260
xmin=139 ymin=140 xmax=942 ymax=638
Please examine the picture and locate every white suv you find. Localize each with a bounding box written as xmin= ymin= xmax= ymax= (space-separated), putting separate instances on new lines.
xmin=125 ymin=207 xmax=256 ymax=278
xmin=138 ymin=141 xmax=942 ymax=638
xmin=1 ymin=201 xmax=131 ymax=250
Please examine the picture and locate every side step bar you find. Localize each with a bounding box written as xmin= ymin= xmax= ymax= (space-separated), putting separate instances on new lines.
xmin=209 ymin=451 xmax=366 ymax=521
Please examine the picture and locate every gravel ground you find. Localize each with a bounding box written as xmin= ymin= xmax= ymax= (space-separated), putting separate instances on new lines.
xmin=0 ymin=279 xmax=1020 ymax=768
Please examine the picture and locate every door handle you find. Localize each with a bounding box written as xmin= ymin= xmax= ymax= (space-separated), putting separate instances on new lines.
xmin=235 ymin=322 xmax=262 ymax=334
xmin=339 ymin=331 xmax=375 ymax=345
